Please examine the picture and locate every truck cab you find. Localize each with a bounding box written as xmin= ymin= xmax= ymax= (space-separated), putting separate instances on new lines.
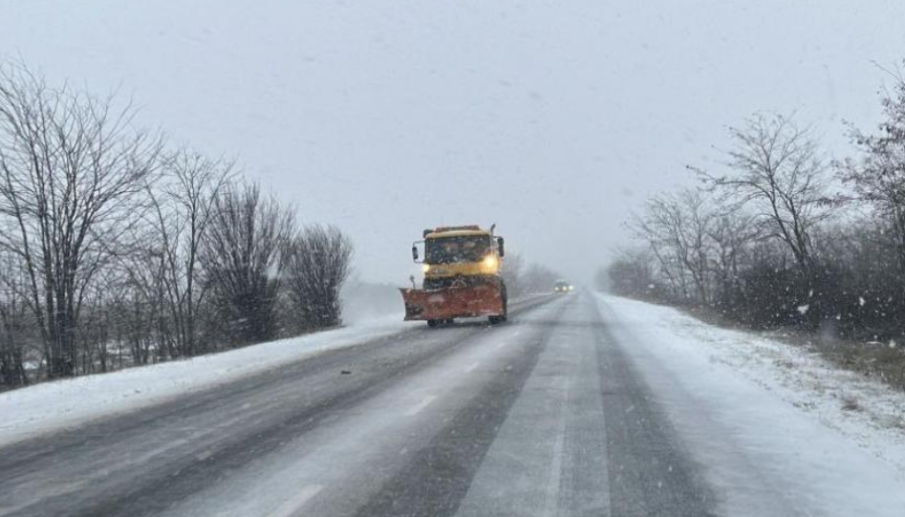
xmin=417 ymin=226 xmax=504 ymax=289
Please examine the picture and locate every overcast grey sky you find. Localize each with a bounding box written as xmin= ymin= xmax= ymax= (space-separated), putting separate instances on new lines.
xmin=2 ymin=0 xmax=904 ymax=284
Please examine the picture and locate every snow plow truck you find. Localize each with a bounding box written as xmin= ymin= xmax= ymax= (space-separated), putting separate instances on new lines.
xmin=401 ymin=225 xmax=508 ymax=327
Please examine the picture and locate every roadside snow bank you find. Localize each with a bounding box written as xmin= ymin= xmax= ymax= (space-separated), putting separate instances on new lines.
xmin=597 ymin=293 xmax=905 ymax=516
xmin=0 ymin=315 xmax=407 ymax=448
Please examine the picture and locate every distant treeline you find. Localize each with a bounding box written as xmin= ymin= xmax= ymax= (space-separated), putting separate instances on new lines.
xmin=600 ymin=62 xmax=905 ymax=347
xmin=501 ymin=253 xmax=563 ymax=299
xmin=0 ymin=63 xmax=352 ymax=390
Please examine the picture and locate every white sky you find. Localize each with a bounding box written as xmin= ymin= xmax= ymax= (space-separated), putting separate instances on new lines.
xmin=2 ymin=0 xmax=904 ymax=284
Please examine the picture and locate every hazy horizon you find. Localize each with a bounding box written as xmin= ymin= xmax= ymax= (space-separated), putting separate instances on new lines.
xmin=3 ymin=0 xmax=904 ymax=285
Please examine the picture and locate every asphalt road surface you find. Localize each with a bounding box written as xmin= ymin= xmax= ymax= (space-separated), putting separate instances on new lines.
xmin=0 ymin=293 xmax=719 ymax=517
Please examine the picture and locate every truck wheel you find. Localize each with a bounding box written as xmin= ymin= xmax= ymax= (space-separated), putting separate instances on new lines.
xmin=488 ymin=315 xmax=505 ymax=325
xmin=427 ymin=319 xmax=441 ymax=328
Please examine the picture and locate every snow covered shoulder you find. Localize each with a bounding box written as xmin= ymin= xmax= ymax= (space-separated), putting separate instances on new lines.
xmin=0 ymin=317 xmax=406 ymax=448
xmin=596 ymin=293 xmax=905 ymax=516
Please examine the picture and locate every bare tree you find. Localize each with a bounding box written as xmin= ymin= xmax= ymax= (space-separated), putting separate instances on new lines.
xmin=0 ymin=61 xmax=365 ymax=389
xmin=201 ymin=183 xmax=293 ymax=345
xmin=0 ymin=253 xmax=30 ymax=388
xmin=520 ymin=264 xmax=560 ymax=294
xmin=604 ymin=247 xmax=657 ymax=297
xmin=500 ymin=251 xmax=525 ymax=298
xmin=112 ymin=232 xmax=173 ymax=364
xmin=837 ymin=69 xmax=905 ymax=274
xmin=630 ymin=189 xmax=713 ymax=304
xmin=283 ymin=225 xmax=353 ymax=331
xmin=697 ymin=113 xmax=832 ymax=273
xmin=143 ymin=148 xmax=233 ymax=356
xmin=0 ymin=64 xmax=162 ymax=377
xmin=628 ymin=209 xmax=685 ymax=300
xmin=707 ymin=207 xmax=762 ymax=309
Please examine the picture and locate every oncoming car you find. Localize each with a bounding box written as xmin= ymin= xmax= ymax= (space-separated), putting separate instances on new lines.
xmin=554 ymin=279 xmax=574 ymax=293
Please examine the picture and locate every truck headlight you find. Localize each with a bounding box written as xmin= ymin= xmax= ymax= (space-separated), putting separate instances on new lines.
xmin=422 ymin=264 xmax=431 ymax=273
xmin=482 ymin=255 xmax=499 ymax=271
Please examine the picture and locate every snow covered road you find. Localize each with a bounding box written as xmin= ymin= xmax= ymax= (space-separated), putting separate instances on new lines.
xmin=1 ymin=293 xmax=904 ymax=516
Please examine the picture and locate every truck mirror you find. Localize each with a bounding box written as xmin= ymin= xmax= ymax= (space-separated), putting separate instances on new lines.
xmin=412 ymin=245 xmax=419 ymax=261
xmin=497 ymin=237 xmax=505 ymax=257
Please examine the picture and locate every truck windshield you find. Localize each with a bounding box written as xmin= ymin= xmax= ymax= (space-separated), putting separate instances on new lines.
xmin=425 ymin=236 xmax=490 ymax=264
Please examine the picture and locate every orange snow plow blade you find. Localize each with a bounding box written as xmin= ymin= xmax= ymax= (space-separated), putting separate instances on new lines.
xmin=400 ymin=283 xmax=505 ymax=321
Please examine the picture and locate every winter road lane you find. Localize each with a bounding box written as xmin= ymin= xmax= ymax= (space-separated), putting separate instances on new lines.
xmin=0 ymin=293 xmax=718 ymax=517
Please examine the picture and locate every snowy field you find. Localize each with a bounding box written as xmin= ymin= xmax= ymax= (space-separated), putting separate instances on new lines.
xmin=0 ymin=315 xmax=407 ymax=448
xmin=597 ymin=293 xmax=905 ymax=516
